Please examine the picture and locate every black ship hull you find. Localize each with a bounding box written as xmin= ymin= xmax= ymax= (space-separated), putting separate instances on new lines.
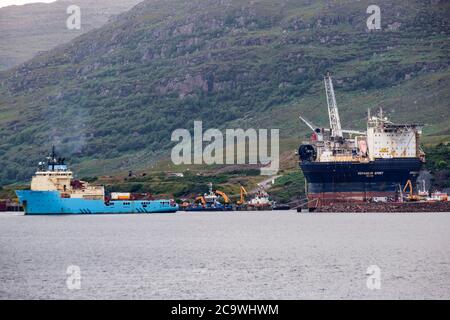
xmin=300 ymin=158 xmax=423 ymax=207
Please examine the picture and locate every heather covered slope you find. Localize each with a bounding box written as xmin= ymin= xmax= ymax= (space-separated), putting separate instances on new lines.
xmin=0 ymin=0 xmax=449 ymax=185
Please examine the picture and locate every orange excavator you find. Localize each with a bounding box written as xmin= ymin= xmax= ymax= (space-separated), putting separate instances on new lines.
xmin=215 ymin=190 xmax=231 ymax=204
xmin=237 ymin=186 xmax=248 ymax=205
xmin=403 ymin=180 xmax=422 ymax=201
xmin=191 ymin=183 xmax=231 ymax=208
xmin=194 ymin=191 xmax=230 ymax=205
xmin=194 ymin=196 xmax=206 ymax=206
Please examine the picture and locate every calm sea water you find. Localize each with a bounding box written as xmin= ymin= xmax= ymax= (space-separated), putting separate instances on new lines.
xmin=0 ymin=211 xmax=449 ymax=300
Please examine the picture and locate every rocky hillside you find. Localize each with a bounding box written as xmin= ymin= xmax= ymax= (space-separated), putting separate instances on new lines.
xmin=0 ymin=0 xmax=142 ymax=70
xmin=0 ymin=0 xmax=449 ymax=185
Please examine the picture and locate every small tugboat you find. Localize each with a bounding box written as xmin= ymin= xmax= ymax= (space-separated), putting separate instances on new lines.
xmin=184 ymin=183 xmax=233 ymax=211
xmin=427 ymin=192 xmax=449 ymax=202
xmin=246 ymin=189 xmax=274 ymax=211
xmin=235 ymin=185 xmax=289 ymax=211
xmin=15 ymin=147 xmax=178 ymax=215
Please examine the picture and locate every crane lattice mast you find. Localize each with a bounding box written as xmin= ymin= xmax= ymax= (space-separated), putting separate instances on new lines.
xmin=324 ymin=73 xmax=343 ymax=138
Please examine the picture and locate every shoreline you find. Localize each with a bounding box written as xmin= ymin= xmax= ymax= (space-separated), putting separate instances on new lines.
xmin=310 ymin=201 xmax=450 ymax=213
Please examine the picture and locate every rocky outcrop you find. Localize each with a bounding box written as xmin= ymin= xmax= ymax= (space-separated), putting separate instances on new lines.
xmin=157 ymin=74 xmax=210 ymax=98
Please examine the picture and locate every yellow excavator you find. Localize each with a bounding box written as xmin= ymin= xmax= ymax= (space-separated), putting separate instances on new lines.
xmin=194 ymin=196 xmax=206 ymax=206
xmin=403 ymin=180 xmax=422 ymax=201
xmin=194 ymin=191 xmax=230 ymax=205
xmin=215 ymin=190 xmax=231 ymax=204
xmin=237 ymin=186 xmax=248 ymax=205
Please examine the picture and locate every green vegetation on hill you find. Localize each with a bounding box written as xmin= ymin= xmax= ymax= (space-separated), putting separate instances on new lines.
xmin=92 ymin=168 xmax=264 ymax=202
xmin=424 ymin=143 xmax=450 ymax=190
xmin=0 ymin=0 xmax=449 ymax=186
xmin=270 ymin=171 xmax=306 ymax=203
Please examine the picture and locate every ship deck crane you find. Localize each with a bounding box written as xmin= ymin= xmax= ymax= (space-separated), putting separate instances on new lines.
xmin=298 ymin=74 xmax=366 ymax=137
xmin=299 ymin=116 xmax=318 ymax=133
xmin=324 ymin=73 xmax=343 ymax=138
xmin=298 ymin=115 xmax=366 ymax=136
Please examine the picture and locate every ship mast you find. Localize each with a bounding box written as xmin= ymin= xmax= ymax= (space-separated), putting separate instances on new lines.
xmin=324 ymin=73 xmax=343 ymax=138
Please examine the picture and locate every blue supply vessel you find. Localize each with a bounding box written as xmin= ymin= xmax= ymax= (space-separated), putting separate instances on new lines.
xmin=16 ymin=148 xmax=178 ymax=215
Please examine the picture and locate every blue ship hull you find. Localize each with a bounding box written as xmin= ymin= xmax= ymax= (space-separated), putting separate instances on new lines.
xmin=16 ymin=190 xmax=178 ymax=215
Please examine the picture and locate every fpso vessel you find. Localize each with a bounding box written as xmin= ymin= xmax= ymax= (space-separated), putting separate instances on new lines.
xmin=298 ymin=74 xmax=425 ymax=208
xmin=16 ymin=148 xmax=178 ymax=215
